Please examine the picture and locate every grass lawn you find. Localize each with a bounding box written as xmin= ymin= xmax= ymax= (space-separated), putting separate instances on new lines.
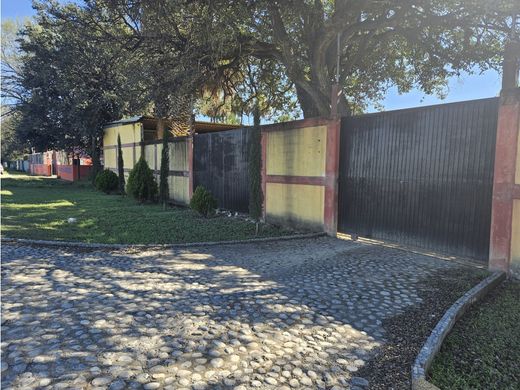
xmin=1 ymin=172 xmax=293 ymax=244
xmin=429 ymin=280 xmax=520 ymax=390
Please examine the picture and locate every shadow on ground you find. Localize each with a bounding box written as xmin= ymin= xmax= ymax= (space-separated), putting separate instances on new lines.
xmin=1 ymin=237 xmax=476 ymax=389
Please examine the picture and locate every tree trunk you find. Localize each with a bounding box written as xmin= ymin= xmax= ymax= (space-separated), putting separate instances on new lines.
xmin=295 ymin=84 xmax=323 ymax=118
xmin=296 ymin=83 xmax=351 ymax=118
xmin=337 ymin=93 xmax=351 ymax=117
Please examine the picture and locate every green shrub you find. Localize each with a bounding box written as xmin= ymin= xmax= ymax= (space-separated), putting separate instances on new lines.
xmin=117 ymin=133 xmax=125 ymax=194
xmin=126 ymin=157 xmax=158 ymax=203
xmin=95 ymin=169 xmax=119 ymax=194
xmin=190 ymin=186 xmax=217 ymax=217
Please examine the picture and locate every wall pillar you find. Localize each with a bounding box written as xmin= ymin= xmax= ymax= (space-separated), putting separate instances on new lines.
xmin=489 ymin=87 xmax=520 ymax=275
xmin=324 ymin=119 xmax=341 ymax=235
xmin=188 ymin=136 xmax=194 ymax=198
xmin=261 ymin=130 xmax=268 ymax=220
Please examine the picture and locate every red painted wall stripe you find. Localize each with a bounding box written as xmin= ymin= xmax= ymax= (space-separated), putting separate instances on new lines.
xmin=266 ymin=175 xmax=325 ymax=186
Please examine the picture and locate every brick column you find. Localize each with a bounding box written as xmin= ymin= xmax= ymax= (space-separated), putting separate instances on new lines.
xmin=324 ymin=118 xmax=341 ymax=235
xmin=261 ymin=130 xmax=268 ymax=220
xmin=489 ymin=87 xmax=520 ymax=274
xmin=188 ymin=136 xmax=194 ymax=198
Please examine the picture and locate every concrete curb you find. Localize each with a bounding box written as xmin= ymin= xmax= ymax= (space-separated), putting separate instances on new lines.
xmin=1 ymin=232 xmax=327 ymax=250
xmin=411 ymin=271 xmax=506 ymax=390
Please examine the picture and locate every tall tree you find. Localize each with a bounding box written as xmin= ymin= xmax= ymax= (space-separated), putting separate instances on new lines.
xmin=14 ymin=2 xmax=140 ymax=169
xmin=93 ymin=0 xmax=520 ymax=117
xmin=1 ymin=19 xmax=29 ymax=118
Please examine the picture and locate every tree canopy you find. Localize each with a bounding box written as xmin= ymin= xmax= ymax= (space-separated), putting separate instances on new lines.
xmin=2 ymin=2 xmax=141 ymax=157
xmin=94 ymin=0 xmax=520 ymax=117
xmin=2 ymin=0 xmax=519 ymax=157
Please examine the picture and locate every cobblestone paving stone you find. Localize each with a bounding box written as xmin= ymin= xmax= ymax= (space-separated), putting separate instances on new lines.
xmin=1 ymin=237 xmax=460 ymax=389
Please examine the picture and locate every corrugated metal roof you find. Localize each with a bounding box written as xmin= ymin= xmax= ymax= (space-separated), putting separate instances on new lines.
xmin=105 ymin=116 xmax=144 ymax=126
xmin=104 ymin=116 xmax=243 ymax=134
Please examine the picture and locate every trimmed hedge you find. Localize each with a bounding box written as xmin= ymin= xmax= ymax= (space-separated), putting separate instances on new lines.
xmin=126 ymin=157 xmax=158 ymax=203
xmin=95 ymin=169 xmax=118 ymax=194
xmin=190 ymin=186 xmax=217 ymax=217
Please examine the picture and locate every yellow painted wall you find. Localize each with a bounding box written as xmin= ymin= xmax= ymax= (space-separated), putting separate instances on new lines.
xmin=104 ymin=123 xmax=141 ymax=147
xmin=170 ymin=140 xmax=189 ymax=171
xmin=145 ymin=140 xmax=190 ymax=205
xmin=123 ymin=147 xmax=135 ymax=168
xmin=516 ymin=119 xmax=520 ymax=184
xmin=170 ymin=176 xmax=190 ymax=204
xmin=511 ymin=199 xmax=520 ymax=277
xmin=103 ymin=149 xmax=116 ymax=170
xmin=144 ymin=144 xmax=156 ymax=171
xmin=266 ymin=183 xmax=324 ymax=229
xmin=103 ymin=123 xmax=142 ymax=170
xmin=266 ymin=125 xmax=326 ymax=177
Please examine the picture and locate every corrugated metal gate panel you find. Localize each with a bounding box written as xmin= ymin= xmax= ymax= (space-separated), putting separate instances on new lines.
xmin=194 ymin=128 xmax=251 ymax=212
xmin=338 ymin=98 xmax=499 ymax=260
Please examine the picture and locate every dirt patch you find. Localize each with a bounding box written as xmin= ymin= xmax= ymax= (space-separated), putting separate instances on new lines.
xmin=357 ymin=266 xmax=488 ymax=390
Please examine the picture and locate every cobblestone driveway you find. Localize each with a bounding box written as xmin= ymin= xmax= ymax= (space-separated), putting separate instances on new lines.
xmin=1 ymin=237 xmax=459 ymax=390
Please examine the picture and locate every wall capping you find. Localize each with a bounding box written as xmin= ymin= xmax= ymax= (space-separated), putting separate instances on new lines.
xmin=261 ymin=117 xmax=330 ymax=132
xmin=266 ymin=175 xmax=325 ymax=186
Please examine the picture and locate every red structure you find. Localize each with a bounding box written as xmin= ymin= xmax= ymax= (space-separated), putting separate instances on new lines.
xmin=489 ymin=87 xmax=520 ymax=275
xmin=30 ymin=164 xmax=52 ymax=176
xmin=28 ymin=151 xmax=54 ymax=176
xmin=56 ymin=164 xmax=92 ymax=182
xmin=28 ymin=150 xmax=93 ymax=181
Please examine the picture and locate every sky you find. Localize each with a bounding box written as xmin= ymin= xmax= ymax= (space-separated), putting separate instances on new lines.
xmin=1 ymin=0 xmax=503 ymax=115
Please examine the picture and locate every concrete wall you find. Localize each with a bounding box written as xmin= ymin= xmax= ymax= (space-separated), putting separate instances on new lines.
xmin=261 ymin=118 xmax=340 ymax=233
xmin=30 ymin=164 xmax=51 ymax=176
xmin=103 ymin=123 xmax=141 ymax=170
xmin=57 ymin=165 xmax=92 ymax=182
xmin=511 ymin=93 xmax=520 ymax=276
xmin=102 ymin=124 xmax=192 ymax=205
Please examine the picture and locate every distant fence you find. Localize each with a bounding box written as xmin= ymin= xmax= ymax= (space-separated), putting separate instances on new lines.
xmin=143 ymin=138 xmax=191 ymax=205
xmin=30 ymin=164 xmax=52 ymax=176
xmin=57 ymin=165 xmax=92 ymax=181
xmin=103 ymin=121 xmax=191 ymax=205
xmin=193 ymin=128 xmax=251 ymax=213
xmin=7 ymin=160 xmax=29 ymax=172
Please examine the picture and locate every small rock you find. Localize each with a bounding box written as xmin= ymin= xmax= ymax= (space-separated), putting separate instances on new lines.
xmin=92 ymin=377 xmax=112 ymax=386
xmin=351 ymin=377 xmax=369 ymax=387
xmin=210 ymin=358 xmax=224 ymax=368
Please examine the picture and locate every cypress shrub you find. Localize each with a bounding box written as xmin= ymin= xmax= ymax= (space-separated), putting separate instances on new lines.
xmin=159 ymin=131 xmax=170 ymax=206
xmin=190 ymin=186 xmax=217 ymax=217
xmin=117 ymin=133 xmax=125 ymax=194
xmin=248 ymin=105 xmax=263 ymax=221
xmin=126 ymin=157 xmax=158 ymax=203
xmin=95 ymin=169 xmax=118 ymax=194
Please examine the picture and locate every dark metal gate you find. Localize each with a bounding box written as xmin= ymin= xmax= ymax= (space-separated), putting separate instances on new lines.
xmin=338 ymin=98 xmax=499 ymax=260
xmin=193 ymin=127 xmax=251 ymax=212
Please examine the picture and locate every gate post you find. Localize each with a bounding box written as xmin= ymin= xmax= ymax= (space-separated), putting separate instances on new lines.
xmin=489 ymin=87 xmax=520 ymax=276
xmin=324 ymin=118 xmax=341 ymax=235
xmin=188 ymin=135 xmax=194 ymax=199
